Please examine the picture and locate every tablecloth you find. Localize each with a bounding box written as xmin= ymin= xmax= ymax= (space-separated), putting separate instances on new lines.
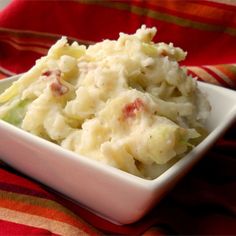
xmin=0 ymin=0 xmax=236 ymax=235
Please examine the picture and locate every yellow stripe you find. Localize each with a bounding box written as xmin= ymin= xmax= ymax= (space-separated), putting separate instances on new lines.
xmin=0 ymin=207 xmax=88 ymax=236
xmin=76 ymin=0 xmax=236 ymax=36
xmin=187 ymin=66 xmax=221 ymax=85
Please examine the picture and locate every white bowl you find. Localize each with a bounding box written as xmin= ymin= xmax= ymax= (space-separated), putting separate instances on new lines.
xmin=0 ymin=75 xmax=236 ymax=224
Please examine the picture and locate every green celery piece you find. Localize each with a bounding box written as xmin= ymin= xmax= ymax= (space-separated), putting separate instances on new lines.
xmin=0 ymin=55 xmax=49 ymax=104
xmin=2 ymin=99 xmax=30 ymax=126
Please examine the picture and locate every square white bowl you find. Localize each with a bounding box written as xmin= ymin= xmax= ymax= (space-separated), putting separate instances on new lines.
xmin=0 ymin=75 xmax=235 ymax=224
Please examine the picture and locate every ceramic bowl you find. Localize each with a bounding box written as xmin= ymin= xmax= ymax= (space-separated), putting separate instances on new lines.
xmin=0 ymin=75 xmax=235 ymax=224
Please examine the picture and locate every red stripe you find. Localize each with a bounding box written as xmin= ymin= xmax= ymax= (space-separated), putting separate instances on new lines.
xmin=53 ymin=194 xmax=159 ymax=235
xmin=0 ymin=167 xmax=50 ymax=193
xmin=0 ymin=41 xmax=42 ymax=74
xmin=0 ymin=35 xmax=51 ymax=50
xmin=0 ymin=28 xmax=93 ymax=47
xmin=186 ymin=69 xmax=204 ymax=82
xmin=0 ymin=27 xmax=61 ymax=43
xmin=119 ymin=0 xmax=236 ymax=28
xmin=0 ymin=30 xmax=56 ymax=47
xmin=0 ymin=182 xmax=55 ymax=201
xmin=217 ymin=139 xmax=236 ymax=151
xmin=0 ymin=74 xmax=6 ymax=79
xmin=201 ymin=66 xmax=230 ymax=87
xmin=0 ymin=220 xmax=60 ymax=236
xmin=1 ymin=0 xmax=236 ymax=66
xmin=0 ymin=70 xmax=10 ymax=78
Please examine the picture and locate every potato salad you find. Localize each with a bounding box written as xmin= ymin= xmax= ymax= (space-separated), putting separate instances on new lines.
xmin=0 ymin=25 xmax=210 ymax=179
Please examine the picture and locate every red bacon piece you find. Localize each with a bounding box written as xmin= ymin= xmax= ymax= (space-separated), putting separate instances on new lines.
xmin=50 ymin=82 xmax=68 ymax=96
xmin=42 ymin=70 xmax=53 ymax=77
xmin=122 ymin=98 xmax=144 ymax=119
xmin=42 ymin=70 xmax=68 ymax=96
xmin=42 ymin=70 xmax=61 ymax=78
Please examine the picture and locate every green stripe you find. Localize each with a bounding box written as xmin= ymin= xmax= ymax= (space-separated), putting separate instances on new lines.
xmin=228 ymin=65 xmax=236 ymax=76
xmin=75 ymin=0 xmax=236 ymax=36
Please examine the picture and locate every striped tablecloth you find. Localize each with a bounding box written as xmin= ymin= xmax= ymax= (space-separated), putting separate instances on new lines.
xmin=0 ymin=1 xmax=235 ymax=235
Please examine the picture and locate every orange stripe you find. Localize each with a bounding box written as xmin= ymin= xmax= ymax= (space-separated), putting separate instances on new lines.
xmin=0 ymin=73 xmax=6 ymax=80
xmin=215 ymin=64 xmax=236 ymax=80
xmin=0 ymin=207 xmax=92 ymax=236
xmin=0 ymin=198 xmax=83 ymax=228
xmin=205 ymin=65 xmax=236 ymax=87
xmin=0 ymin=190 xmax=98 ymax=233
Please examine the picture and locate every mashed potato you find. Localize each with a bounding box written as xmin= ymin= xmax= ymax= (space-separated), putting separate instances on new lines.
xmin=0 ymin=25 xmax=210 ymax=179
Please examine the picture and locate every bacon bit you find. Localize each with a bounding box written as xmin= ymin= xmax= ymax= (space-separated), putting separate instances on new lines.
xmin=42 ymin=70 xmax=61 ymax=78
xmin=42 ymin=70 xmax=68 ymax=96
xmin=50 ymin=82 xmax=68 ymax=96
xmin=122 ymin=98 xmax=144 ymax=119
xmin=42 ymin=70 xmax=53 ymax=77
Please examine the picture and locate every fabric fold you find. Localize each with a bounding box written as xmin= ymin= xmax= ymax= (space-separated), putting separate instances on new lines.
xmin=0 ymin=0 xmax=235 ymax=235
